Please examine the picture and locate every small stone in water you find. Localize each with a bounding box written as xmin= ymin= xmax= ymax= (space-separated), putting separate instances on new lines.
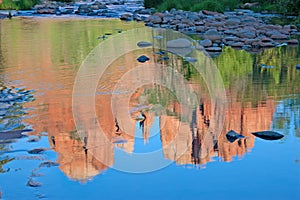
xmin=252 ymin=131 xmax=284 ymax=140
xmin=226 ymin=130 xmax=245 ymax=143
xmin=137 ymin=55 xmax=150 ymax=63
xmin=27 ymin=178 xmax=42 ymax=187
xmin=27 ymin=137 xmax=40 ymax=143
xmin=28 ymin=148 xmax=46 ymax=154
xmin=137 ymin=41 xmax=152 ymax=48
xmin=39 ymin=161 xmax=59 ymax=168
xmin=153 ymin=35 xmax=163 ymax=39
xmin=159 ymin=56 xmax=169 ymax=61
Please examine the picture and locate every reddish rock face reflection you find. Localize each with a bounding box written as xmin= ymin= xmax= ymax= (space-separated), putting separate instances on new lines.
xmin=0 ymin=18 xmax=280 ymax=181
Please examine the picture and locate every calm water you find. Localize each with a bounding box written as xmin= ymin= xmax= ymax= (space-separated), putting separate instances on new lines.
xmin=0 ymin=17 xmax=300 ymax=199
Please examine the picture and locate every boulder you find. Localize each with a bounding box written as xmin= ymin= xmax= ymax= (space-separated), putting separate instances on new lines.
xmin=252 ymin=131 xmax=284 ymax=140
xmin=120 ymin=13 xmax=133 ymax=21
xmin=199 ymin=39 xmax=212 ymax=47
xmin=236 ymin=29 xmax=256 ymax=39
xmin=225 ymin=17 xmax=241 ymax=26
xmin=166 ymin=38 xmax=191 ymax=48
xmin=203 ymin=29 xmax=222 ymax=41
xmin=147 ymin=15 xmax=162 ymax=24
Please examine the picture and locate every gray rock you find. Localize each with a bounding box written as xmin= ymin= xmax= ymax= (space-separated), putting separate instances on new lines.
xmin=225 ymin=17 xmax=241 ymax=26
xmin=205 ymin=47 xmax=222 ymax=52
xmin=120 ymin=13 xmax=133 ymax=21
xmin=260 ymin=42 xmax=275 ymax=48
xmin=166 ymin=38 xmax=191 ymax=48
xmin=271 ymin=34 xmax=288 ymax=40
xmin=27 ymin=178 xmax=42 ymax=187
xmin=231 ymin=42 xmax=244 ymax=47
xmin=147 ymin=15 xmax=162 ymax=24
xmin=39 ymin=161 xmax=59 ymax=168
xmin=137 ymin=41 xmax=152 ymax=48
xmin=252 ymin=131 xmax=284 ymax=140
xmin=224 ymin=36 xmax=240 ymax=42
xmin=167 ymin=47 xmax=191 ymax=57
xmin=226 ymin=130 xmax=245 ymax=143
xmin=287 ymin=39 xmax=299 ymax=44
xmin=203 ymin=29 xmax=222 ymax=41
xmin=199 ymin=39 xmax=212 ymax=47
xmin=260 ymin=37 xmax=273 ymax=43
xmin=236 ymin=30 xmax=256 ymax=39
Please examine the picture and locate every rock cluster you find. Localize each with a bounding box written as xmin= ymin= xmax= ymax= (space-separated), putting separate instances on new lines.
xmin=17 ymin=0 xmax=151 ymax=19
xmin=144 ymin=9 xmax=300 ymax=53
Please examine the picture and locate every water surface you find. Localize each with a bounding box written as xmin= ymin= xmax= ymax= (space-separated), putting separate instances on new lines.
xmin=0 ymin=17 xmax=300 ymax=199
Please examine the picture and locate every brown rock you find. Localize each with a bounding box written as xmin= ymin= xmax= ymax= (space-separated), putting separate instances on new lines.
xmin=202 ymin=10 xmax=219 ymax=15
xmin=147 ymin=15 xmax=162 ymax=24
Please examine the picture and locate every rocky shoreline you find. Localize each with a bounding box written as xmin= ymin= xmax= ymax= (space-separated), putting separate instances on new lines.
xmin=145 ymin=9 xmax=299 ymax=54
xmin=1 ymin=0 xmax=299 ymax=55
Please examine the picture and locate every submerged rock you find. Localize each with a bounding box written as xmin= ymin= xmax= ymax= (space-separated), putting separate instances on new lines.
xmin=0 ymin=129 xmax=31 ymax=140
xmin=226 ymin=130 xmax=245 ymax=143
xmin=27 ymin=178 xmax=42 ymax=187
xmin=137 ymin=55 xmax=150 ymax=63
xmin=28 ymin=148 xmax=46 ymax=154
xmin=252 ymin=131 xmax=284 ymax=140
xmin=137 ymin=41 xmax=152 ymax=48
xmin=39 ymin=161 xmax=59 ymax=168
xmin=166 ymin=38 xmax=191 ymax=48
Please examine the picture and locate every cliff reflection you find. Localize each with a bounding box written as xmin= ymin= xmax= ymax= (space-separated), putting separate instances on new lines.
xmin=1 ymin=18 xmax=299 ymax=182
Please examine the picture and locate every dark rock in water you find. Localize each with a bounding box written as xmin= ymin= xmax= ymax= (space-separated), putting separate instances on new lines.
xmin=27 ymin=137 xmax=40 ymax=143
xmin=296 ymin=64 xmax=300 ymax=70
xmin=39 ymin=161 xmax=59 ymax=168
xmin=137 ymin=41 xmax=152 ymax=48
xmin=159 ymin=56 xmax=169 ymax=61
xmin=137 ymin=55 xmax=150 ymax=63
xmin=226 ymin=130 xmax=245 ymax=143
xmin=28 ymin=148 xmax=46 ymax=154
xmin=252 ymin=131 xmax=284 ymax=140
xmin=155 ymin=51 xmax=166 ymax=55
xmin=0 ymin=129 xmax=31 ymax=140
xmin=27 ymin=178 xmax=42 ymax=187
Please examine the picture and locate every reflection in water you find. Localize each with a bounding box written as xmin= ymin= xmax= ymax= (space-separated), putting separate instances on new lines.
xmin=0 ymin=18 xmax=300 ymax=183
